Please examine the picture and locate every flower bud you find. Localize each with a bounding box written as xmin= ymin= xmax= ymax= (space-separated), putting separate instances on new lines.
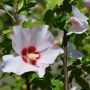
xmin=83 ymin=0 xmax=90 ymax=8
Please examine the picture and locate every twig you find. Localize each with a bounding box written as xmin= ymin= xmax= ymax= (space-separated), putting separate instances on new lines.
xmin=13 ymin=0 xmax=19 ymax=25
xmin=22 ymin=73 xmax=31 ymax=90
xmin=62 ymin=0 xmax=69 ymax=90
xmin=25 ymin=76 xmax=30 ymax=90
xmin=63 ymin=31 xmax=68 ymax=90
xmin=0 ymin=6 xmax=16 ymax=23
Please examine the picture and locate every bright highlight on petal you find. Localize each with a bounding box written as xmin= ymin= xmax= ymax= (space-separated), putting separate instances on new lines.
xmin=2 ymin=25 xmax=64 ymax=77
xmin=67 ymin=6 xmax=88 ymax=35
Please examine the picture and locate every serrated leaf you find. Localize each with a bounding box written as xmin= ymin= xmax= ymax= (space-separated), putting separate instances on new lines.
xmin=46 ymin=0 xmax=64 ymax=10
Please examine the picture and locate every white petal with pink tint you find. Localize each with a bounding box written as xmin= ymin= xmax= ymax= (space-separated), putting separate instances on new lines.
xmin=38 ymin=45 xmax=64 ymax=64
xmin=2 ymin=55 xmax=51 ymax=77
xmin=12 ymin=26 xmax=32 ymax=54
xmin=28 ymin=25 xmax=54 ymax=51
xmin=2 ymin=55 xmax=38 ymax=75
xmin=83 ymin=0 xmax=90 ymax=7
xmin=37 ymin=62 xmax=49 ymax=77
xmin=72 ymin=6 xmax=88 ymax=21
xmin=67 ymin=6 xmax=88 ymax=35
xmin=12 ymin=25 xmax=54 ymax=54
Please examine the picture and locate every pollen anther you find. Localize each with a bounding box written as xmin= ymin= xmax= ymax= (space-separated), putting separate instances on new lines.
xmin=27 ymin=53 xmax=39 ymax=60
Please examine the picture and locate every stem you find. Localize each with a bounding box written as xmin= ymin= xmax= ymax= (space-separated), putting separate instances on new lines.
xmin=63 ymin=31 xmax=68 ymax=90
xmin=22 ymin=73 xmax=31 ymax=90
xmin=62 ymin=0 xmax=70 ymax=90
xmin=13 ymin=0 xmax=19 ymax=25
xmin=25 ymin=76 xmax=30 ymax=90
xmin=0 ymin=6 xmax=16 ymax=22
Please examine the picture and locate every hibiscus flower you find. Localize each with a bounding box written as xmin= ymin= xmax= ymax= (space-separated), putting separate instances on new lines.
xmin=2 ymin=25 xmax=64 ymax=77
xmin=67 ymin=6 xmax=88 ymax=35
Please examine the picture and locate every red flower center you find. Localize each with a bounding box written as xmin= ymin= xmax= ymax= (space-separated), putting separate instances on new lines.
xmin=21 ymin=46 xmax=40 ymax=65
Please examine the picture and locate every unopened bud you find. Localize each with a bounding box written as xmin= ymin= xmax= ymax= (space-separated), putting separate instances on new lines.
xmin=83 ymin=0 xmax=90 ymax=8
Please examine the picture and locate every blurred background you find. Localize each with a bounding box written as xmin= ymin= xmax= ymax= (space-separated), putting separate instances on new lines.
xmin=0 ymin=0 xmax=90 ymax=90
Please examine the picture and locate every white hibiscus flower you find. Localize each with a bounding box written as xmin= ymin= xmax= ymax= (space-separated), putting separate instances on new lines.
xmin=2 ymin=25 xmax=64 ymax=77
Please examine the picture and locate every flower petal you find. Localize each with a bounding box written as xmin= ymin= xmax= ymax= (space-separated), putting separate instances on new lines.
xmin=2 ymin=55 xmax=38 ymax=75
xmin=72 ymin=6 xmax=88 ymax=21
xmin=83 ymin=0 xmax=90 ymax=7
xmin=29 ymin=25 xmax=54 ymax=51
xmin=12 ymin=25 xmax=32 ymax=54
xmin=67 ymin=20 xmax=88 ymax=35
xmin=2 ymin=55 xmax=50 ymax=77
xmin=12 ymin=25 xmax=54 ymax=54
xmin=67 ymin=44 xmax=84 ymax=60
xmin=67 ymin=6 xmax=88 ymax=35
xmin=37 ymin=62 xmax=49 ymax=77
xmin=38 ymin=45 xmax=64 ymax=64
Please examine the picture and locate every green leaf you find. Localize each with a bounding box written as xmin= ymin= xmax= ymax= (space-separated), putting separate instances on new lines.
xmin=23 ymin=20 xmax=44 ymax=28
xmin=2 ymin=30 xmax=12 ymax=35
xmin=74 ymin=33 xmax=86 ymax=48
xmin=69 ymin=0 xmax=74 ymax=4
xmin=31 ymin=73 xmax=39 ymax=82
xmin=31 ymin=78 xmax=52 ymax=90
xmin=0 ymin=73 xmax=10 ymax=79
xmin=83 ymin=66 xmax=90 ymax=74
xmin=18 ymin=0 xmax=24 ymax=11
xmin=75 ymin=76 xmax=90 ymax=90
xmin=51 ymin=79 xmax=64 ymax=90
xmin=0 ymin=0 xmax=8 ymax=3
xmin=44 ymin=10 xmax=54 ymax=25
xmin=46 ymin=0 xmax=64 ymax=10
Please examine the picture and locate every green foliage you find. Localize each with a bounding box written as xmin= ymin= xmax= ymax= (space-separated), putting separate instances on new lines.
xmin=1 ymin=30 xmax=12 ymax=35
xmin=75 ymin=76 xmax=90 ymax=90
xmin=46 ymin=0 xmax=64 ymax=10
xmin=51 ymin=79 xmax=64 ymax=90
xmin=18 ymin=0 xmax=24 ymax=11
xmin=23 ymin=20 xmax=44 ymax=28
xmin=0 ymin=73 xmax=10 ymax=79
